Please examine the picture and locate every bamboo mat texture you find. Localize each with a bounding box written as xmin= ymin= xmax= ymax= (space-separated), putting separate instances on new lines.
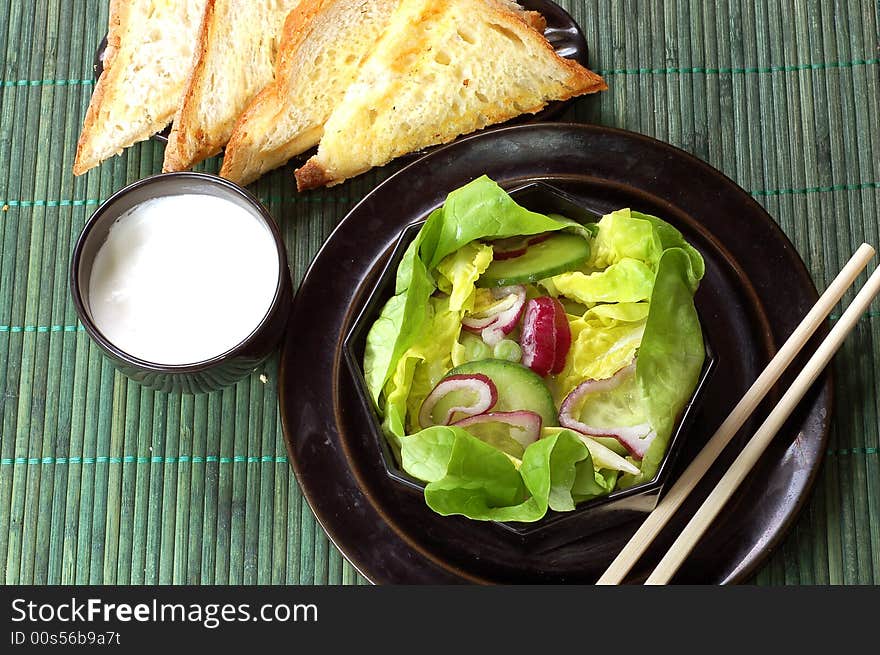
xmin=1 ymin=0 xmax=878 ymax=585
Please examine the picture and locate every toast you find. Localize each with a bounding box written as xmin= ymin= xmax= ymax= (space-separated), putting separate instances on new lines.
xmin=73 ymin=0 xmax=208 ymax=175
xmin=163 ymin=0 xmax=300 ymax=172
xmin=219 ymin=0 xmax=402 ymax=186
xmin=294 ymin=0 xmax=607 ymax=190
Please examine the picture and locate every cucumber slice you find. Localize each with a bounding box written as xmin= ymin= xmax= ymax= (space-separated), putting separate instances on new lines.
xmin=575 ymin=368 xmax=648 ymax=429
xmin=446 ymin=359 xmax=557 ymax=427
xmin=452 ymin=419 xmax=529 ymax=459
xmin=426 ymin=386 xmax=488 ymax=427
xmin=479 ymin=232 xmax=591 ymax=287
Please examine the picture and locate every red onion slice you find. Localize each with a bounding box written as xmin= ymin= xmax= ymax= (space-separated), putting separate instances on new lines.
xmin=418 ymin=374 xmax=498 ymax=429
xmin=484 ymin=233 xmax=552 ymax=260
xmin=486 ymin=236 xmax=530 ymax=260
xmin=606 ymin=425 xmax=657 ymax=460
xmin=461 ymin=292 xmax=519 ymax=330
xmin=526 ymin=233 xmax=552 ymax=246
xmin=454 ymin=410 xmax=542 ymax=449
xmin=461 ymin=285 xmax=526 ymax=346
xmin=558 ymin=363 xmax=656 ymax=460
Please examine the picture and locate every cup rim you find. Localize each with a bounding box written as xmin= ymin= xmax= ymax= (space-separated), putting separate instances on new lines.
xmin=69 ymin=171 xmax=288 ymax=373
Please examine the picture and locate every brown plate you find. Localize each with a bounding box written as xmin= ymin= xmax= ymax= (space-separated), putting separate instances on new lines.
xmin=279 ymin=123 xmax=832 ymax=584
xmin=92 ymin=0 xmax=591 ymax=148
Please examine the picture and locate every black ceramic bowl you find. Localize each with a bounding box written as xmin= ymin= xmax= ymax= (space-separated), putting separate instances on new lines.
xmin=343 ymin=181 xmax=716 ymax=545
xmin=70 ymin=172 xmax=292 ymax=394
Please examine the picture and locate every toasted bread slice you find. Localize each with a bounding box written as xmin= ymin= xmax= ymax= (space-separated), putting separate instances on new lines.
xmin=219 ymin=0 xmax=402 ymax=186
xmin=73 ymin=0 xmax=208 ymax=175
xmin=163 ymin=0 xmax=300 ymax=172
xmin=294 ymin=0 xmax=607 ymax=190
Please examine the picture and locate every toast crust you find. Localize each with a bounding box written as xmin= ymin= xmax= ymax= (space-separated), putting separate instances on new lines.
xmin=293 ymin=159 xmax=333 ymax=190
xmin=220 ymin=0 xmax=400 ymax=185
xmin=218 ymin=0 xmax=333 ymax=184
xmin=73 ymin=0 xmax=206 ymax=175
xmin=72 ymin=0 xmax=128 ymax=175
xmin=164 ymin=0 xmax=299 ymax=172
xmin=524 ymin=10 xmax=547 ymax=32
xmin=219 ymin=0 xmax=323 ymax=183
xmin=163 ymin=0 xmax=218 ymax=171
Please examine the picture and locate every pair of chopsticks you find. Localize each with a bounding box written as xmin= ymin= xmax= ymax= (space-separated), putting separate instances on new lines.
xmin=598 ymin=242 xmax=880 ymax=585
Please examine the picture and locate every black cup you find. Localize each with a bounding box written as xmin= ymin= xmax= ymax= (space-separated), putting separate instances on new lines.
xmin=70 ymin=172 xmax=292 ymax=394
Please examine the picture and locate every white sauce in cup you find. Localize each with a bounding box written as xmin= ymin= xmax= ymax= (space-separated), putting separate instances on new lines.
xmin=88 ymin=194 xmax=280 ymax=366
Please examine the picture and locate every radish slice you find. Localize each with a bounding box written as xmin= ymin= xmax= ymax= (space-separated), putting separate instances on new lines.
xmin=454 ymin=410 xmax=542 ymax=449
xmin=558 ymin=363 xmax=656 ymax=460
xmin=461 ymin=285 xmax=526 ymax=346
xmin=418 ymin=374 xmax=498 ymax=429
xmin=520 ymin=296 xmax=571 ymax=377
xmin=550 ymin=298 xmax=571 ymax=374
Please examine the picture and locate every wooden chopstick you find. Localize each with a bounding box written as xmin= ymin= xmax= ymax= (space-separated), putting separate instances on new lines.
xmin=645 ymin=257 xmax=880 ymax=584
xmin=597 ymin=243 xmax=876 ymax=585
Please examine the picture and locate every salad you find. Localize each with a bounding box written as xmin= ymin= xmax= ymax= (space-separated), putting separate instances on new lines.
xmin=363 ymin=176 xmax=705 ymax=522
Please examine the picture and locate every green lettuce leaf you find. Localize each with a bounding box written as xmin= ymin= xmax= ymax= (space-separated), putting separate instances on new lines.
xmin=378 ymin=296 xmax=463 ymax=435
xmin=364 ymin=176 xmax=586 ymax=407
xmin=428 ymin=179 xmax=591 ymax=269
xmin=554 ymin=302 xmax=649 ymax=397
xmin=364 ymin=244 xmax=434 ymax=406
xmin=435 ymin=241 xmax=494 ymax=312
xmin=572 ymin=463 xmax=618 ymax=505
xmin=622 ymin=247 xmax=706 ymax=486
xmin=588 ymin=208 xmax=704 ymax=285
xmin=589 ymin=208 xmax=663 ymax=269
xmin=400 ymin=428 xmax=613 ymax=522
xmin=545 ymin=257 xmax=655 ymax=305
xmin=541 ymin=428 xmax=639 ymax=475
xmin=632 ymin=210 xmax=705 ymax=285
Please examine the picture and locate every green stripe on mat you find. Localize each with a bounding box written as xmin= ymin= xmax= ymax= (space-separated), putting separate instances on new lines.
xmin=1 ymin=78 xmax=94 ymax=87
xmin=1 ymin=199 xmax=101 ymax=207
xmin=751 ymin=181 xmax=880 ymax=196
xmin=0 ymin=325 xmax=84 ymax=333
xmin=2 ymin=179 xmax=878 ymax=210
xmin=2 ymin=449 xmax=876 ymax=467
xmin=829 ymin=448 xmax=879 ymax=457
xmin=597 ymin=56 xmax=880 ymax=77
xmin=0 ymin=456 xmax=289 ymax=465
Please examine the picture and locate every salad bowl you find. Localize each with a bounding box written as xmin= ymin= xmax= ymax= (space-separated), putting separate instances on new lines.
xmin=341 ymin=181 xmax=717 ymax=544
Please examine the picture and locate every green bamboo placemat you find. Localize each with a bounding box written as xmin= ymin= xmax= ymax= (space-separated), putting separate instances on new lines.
xmin=0 ymin=0 xmax=877 ymax=585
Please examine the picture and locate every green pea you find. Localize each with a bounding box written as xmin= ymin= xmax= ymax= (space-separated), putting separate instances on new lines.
xmin=493 ymin=339 xmax=522 ymax=363
xmin=460 ymin=332 xmax=492 ymax=362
